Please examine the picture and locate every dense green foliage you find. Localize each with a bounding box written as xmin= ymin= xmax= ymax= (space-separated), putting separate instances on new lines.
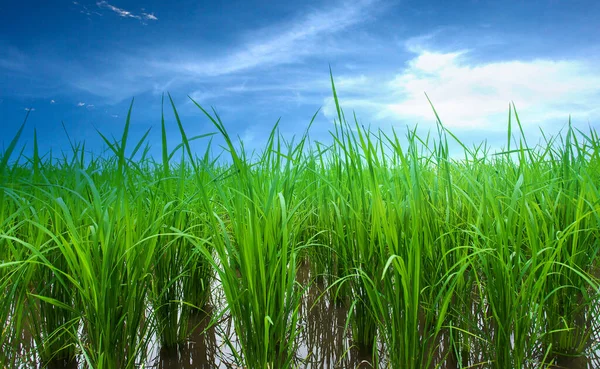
xmin=1 ymin=77 xmax=599 ymax=368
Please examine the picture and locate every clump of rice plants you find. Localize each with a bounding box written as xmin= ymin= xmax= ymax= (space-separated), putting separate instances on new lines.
xmin=150 ymin=98 xmax=215 ymax=350
xmin=182 ymin=97 xmax=313 ymax=369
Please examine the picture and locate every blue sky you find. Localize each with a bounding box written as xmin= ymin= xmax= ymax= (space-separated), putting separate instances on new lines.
xmin=1 ymin=0 xmax=599 ymax=159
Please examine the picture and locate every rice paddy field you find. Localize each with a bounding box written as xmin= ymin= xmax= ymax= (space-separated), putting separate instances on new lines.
xmin=1 ymin=79 xmax=600 ymax=369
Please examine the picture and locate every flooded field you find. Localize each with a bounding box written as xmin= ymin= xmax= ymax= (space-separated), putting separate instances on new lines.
xmin=2 ymin=94 xmax=599 ymax=369
xmin=8 ymin=264 xmax=600 ymax=369
xmin=150 ymin=266 xmax=600 ymax=369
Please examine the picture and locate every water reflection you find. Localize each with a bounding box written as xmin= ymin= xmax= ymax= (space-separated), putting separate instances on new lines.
xmin=8 ymin=263 xmax=600 ymax=369
xmin=296 ymin=265 xmax=375 ymax=368
xmin=154 ymin=309 xmax=219 ymax=369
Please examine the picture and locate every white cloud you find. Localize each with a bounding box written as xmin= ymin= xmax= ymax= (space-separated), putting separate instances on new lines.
xmin=381 ymin=49 xmax=600 ymax=130
xmin=317 ymin=31 xmax=599 ymax=137
xmin=77 ymin=102 xmax=85 ymax=106
xmin=24 ymin=107 xmax=35 ymax=112
xmin=142 ymin=12 xmax=157 ymax=21
xmin=50 ymin=99 xmax=56 ymax=104
xmin=97 ymin=1 xmax=137 ymax=18
xmin=86 ymin=104 xmax=95 ymax=110
xmin=96 ymin=1 xmax=157 ymax=22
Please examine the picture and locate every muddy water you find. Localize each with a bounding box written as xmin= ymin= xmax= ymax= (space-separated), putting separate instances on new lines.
xmin=148 ymin=264 xmax=600 ymax=369
xmin=9 ymin=263 xmax=600 ymax=369
xmin=149 ymin=264 xmax=377 ymax=368
xmin=149 ymin=311 xmax=219 ymax=369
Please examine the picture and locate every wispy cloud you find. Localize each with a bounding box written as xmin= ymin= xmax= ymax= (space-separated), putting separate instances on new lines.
xmin=97 ymin=1 xmax=136 ymax=18
xmin=25 ymin=107 xmax=35 ymax=112
xmin=75 ymin=102 xmax=95 ymax=110
xmin=159 ymin=0 xmax=378 ymax=77
xmin=142 ymin=12 xmax=157 ymax=21
xmin=69 ymin=0 xmax=379 ymax=103
xmin=96 ymin=1 xmax=158 ymax=22
xmin=73 ymin=1 xmax=103 ymax=17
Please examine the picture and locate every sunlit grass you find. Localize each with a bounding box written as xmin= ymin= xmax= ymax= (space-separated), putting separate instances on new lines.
xmin=0 ymin=77 xmax=598 ymax=369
